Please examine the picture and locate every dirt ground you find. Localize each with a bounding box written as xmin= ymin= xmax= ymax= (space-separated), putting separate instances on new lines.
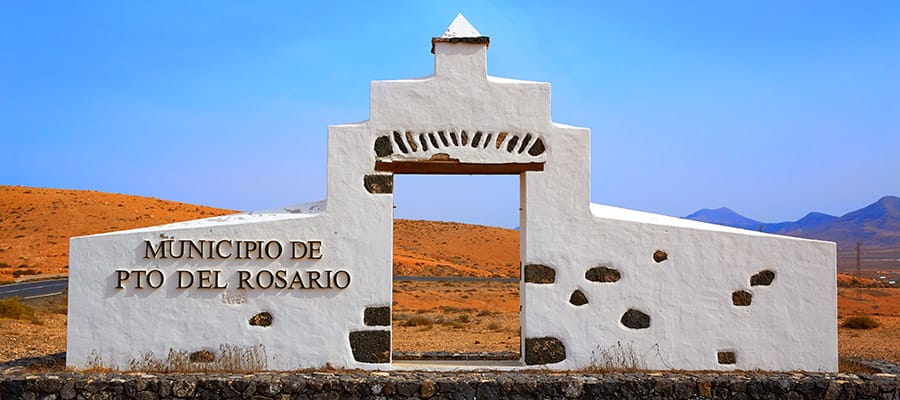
xmin=392 ymin=280 xmax=520 ymax=355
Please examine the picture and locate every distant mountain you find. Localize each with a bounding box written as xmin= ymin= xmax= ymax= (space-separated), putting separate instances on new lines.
xmin=685 ymin=196 xmax=900 ymax=251
xmin=684 ymin=207 xmax=762 ymax=231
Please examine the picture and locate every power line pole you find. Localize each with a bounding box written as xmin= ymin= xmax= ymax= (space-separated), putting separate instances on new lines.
xmin=856 ymin=242 xmax=862 ymax=300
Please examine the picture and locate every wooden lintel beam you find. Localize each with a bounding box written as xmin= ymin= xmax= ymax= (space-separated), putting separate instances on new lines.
xmin=374 ymin=161 xmax=544 ymax=175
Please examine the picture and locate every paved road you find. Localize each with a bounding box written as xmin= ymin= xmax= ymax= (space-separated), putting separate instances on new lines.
xmin=0 ymin=279 xmax=69 ymax=300
xmin=0 ymin=275 xmax=516 ymax=300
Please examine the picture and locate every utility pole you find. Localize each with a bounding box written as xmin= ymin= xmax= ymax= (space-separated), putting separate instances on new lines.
xmin=856 ymin=242 xmax=862 ymax=300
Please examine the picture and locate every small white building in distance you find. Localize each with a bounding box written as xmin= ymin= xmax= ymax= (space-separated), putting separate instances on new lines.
xmin=67 ymin=14 xmax=837 ymax=372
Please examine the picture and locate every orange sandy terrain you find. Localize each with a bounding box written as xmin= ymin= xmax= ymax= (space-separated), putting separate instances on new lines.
xmin=393 ymin=219 xmax=518 ymax=278
xmin=0 ymin=186 xmax=236 ymax=283
xmin=1 ymin=186 xmax=898 ymax=367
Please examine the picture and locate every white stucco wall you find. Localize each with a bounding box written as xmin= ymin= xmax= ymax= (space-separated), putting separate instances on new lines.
xmin=67 ymin=15 xmax=837 ymax=372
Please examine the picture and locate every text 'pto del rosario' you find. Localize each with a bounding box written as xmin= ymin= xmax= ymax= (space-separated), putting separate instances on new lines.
xmin=114 ymin=239 xmax=350 ymax=291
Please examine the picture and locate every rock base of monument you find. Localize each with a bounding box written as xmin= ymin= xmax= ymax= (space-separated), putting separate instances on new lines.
xmin=2 ymin=370 xmax=898 ymax=399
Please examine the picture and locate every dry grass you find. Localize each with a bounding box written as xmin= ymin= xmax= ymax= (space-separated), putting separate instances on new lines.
xmin=588 ymin=341 xmax=645 ymax=372
xmin=73 ymin=344 xmax=270 ymax=373
xmin=124 ymin=344 xmax=267 ymax=373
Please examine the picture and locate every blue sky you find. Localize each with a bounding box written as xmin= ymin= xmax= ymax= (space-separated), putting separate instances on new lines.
xmin=1 ymin=1 xmax=898 ymax=228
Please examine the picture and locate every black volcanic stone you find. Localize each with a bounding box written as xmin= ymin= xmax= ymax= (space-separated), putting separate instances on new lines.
xmin=621 ymin=309 xmax=650 ymax=329
xmin=585 ymin=266 xmax=621 ymax=283
xmin=363 ymin=175 xmax=393 ymax=194
xmin=528 ymin=138 xmax=545 ymax=156
xmin=732 ymin=290 xmax=752 ymax=306
xmin=524 ymin=337 xmax=566 ymax=365
xmin=374 ymin=136 xmax=393 ymax=157
xmin=348 ymin=330 xmax=390 ymax=363
xmin=750 ymin=270 xmax=775 ymax=286
xmin=363 ymin=306 xmax=390 ymax=326
xmin=569 ymin=290 xmax=588 ymax=306
xmin=524 ymin=264 xmax=555 ymax=284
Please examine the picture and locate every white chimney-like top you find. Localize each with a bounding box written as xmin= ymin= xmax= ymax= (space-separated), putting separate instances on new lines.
xmin=431 ymin=13 xmax=489 ymax=54
xmin=441 ymin=13 xmax=481 ymax=38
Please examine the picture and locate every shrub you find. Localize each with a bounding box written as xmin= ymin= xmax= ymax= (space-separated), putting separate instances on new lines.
xmin=403 ymin=316 xmax=434 ymax=327
xmin=12 ymin=269 xmax=38 ymax=277
xmin=841 ymin=315 xmax=879 ymax=330
xmin=0 ymin=296 xmax=36 ymax=320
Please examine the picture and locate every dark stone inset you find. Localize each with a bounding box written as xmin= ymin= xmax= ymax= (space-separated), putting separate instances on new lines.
xmin=506 ymin=135 xmax=520 ymax=152
xmin=484 ymin=133 xmax=493 ymax=149
xmin=461 ymin=130 xmax=469 ymax=146
xmin=405 ymin=131 xmax=418 ymax=152
xmin=188 ymin=350 xmax=215 ymax=363
xmin=653 ymin=250 xmax=668 ymax=263
xmin=374 ymin=136 xmax=393 ymax=157
xmin=392 ymin=131 xmax=408 ymax=154
xmin=349 ymin=330 xmax=390 ymax=363
xmin=471 ymin=131 xmax=482 ymax=147
xmin=419 ymin=134 xmax=429 ymax=151
xmin=585 ymin=266 xmax=621 ymax=283
xmin=437 ymin=131 xmax=450 ymax=146
xmin=495 ymin=132 xmax=508 ymax=149
xmin=428 ymin=133 xmax=440 ymax=148
xmin=524 ymin=337 xmax=566 ymax=365
xmin=518 ymin=134 xmax=532 ymax=154
xmin=569 ymin=290 xmax=588 ymax=306
xmin=364 ymin=306 xmax=390 ymax=326
xmin=524 ymin=264 xmax=556 ymax=284
xmin=718 ymin=351 xmax=737 ymax=365
xmin=621 ymin=309 xmax=650 ymax=329
xmin=732 ymin=290 xmax=752 ymax=306
xmin=364 ymin=175 xmax=393 ymax=194
xmin=750 ymin=270 xmax=776 ymax=286
xmin=528 ymin=137 xmax=546 ymax=156
xmin=449 ymin=131 xmax=459 ymax=146
xmin=249 ymin=311 xmax=273 ymax=327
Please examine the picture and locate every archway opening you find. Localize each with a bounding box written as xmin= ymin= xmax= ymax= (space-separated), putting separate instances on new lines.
xmin=390 ymin=173 xmax=523 ymax=364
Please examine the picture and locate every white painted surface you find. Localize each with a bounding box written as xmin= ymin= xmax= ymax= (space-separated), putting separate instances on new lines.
xmin=67 ymin=15 xmax=837 ymax=372
xmin=442 ymin=13 xmax=481 ymax=38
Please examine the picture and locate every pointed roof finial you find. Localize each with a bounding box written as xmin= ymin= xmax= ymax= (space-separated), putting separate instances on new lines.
xmin=432 ymin=13 xmax=490 ymax=54
xmin=442 ymin=13 xmax=481 ymax=38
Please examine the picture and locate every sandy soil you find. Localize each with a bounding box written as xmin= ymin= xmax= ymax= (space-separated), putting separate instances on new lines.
xmin=837 ymin=287 xmax=900 ymax=317
xmin=839 ymin=315 xmax=900 ymax=363
xmin=393 ymin=280 xmax=520 ymax=355
xmin=0 ymin=295 xmax=67 ymax=362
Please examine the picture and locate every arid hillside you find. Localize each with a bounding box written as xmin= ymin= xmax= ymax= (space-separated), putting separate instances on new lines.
xmin=393 ymin=219 xmax=519 ymax=278
xmin=0 ymin=186 xmax=236 ymax=283
xmin=0 ymin=186 xmax=519 ymax=283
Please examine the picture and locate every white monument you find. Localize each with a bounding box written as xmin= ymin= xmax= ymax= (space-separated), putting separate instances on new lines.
xmin=67 ymin=15 xmax=837 ymax=371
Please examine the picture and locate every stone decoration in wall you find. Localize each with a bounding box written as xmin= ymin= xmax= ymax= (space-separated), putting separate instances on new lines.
xmin=66 ymin=13 xmax=837 ymax=372
xmin=750 ymin=270 xmax=776 ymax=286
xmin=374 ymin=131 xmax=546 ymax=161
